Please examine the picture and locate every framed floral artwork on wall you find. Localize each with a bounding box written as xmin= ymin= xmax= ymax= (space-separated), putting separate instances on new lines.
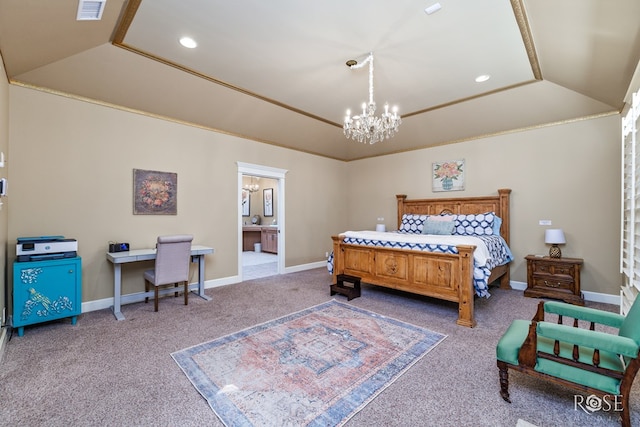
xmin=133 ymin=169 xmax=177 ymax=215
xmin=432 ymin=160 xmax=465 ymax=192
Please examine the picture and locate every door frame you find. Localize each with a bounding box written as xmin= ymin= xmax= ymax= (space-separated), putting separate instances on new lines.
xmin=237 ymin=162 xmax=287 ymax=280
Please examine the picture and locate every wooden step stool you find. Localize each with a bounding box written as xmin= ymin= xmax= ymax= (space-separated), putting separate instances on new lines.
xmin=330 ymin=274 xmax=361 ymax=301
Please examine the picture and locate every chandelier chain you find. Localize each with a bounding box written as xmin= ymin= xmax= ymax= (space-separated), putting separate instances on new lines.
xmin=343 ymin=52 xmax=401 ymax=145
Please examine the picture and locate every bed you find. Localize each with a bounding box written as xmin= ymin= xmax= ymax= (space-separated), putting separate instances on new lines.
xmin=330 ymin=188 xmax=512 ymax=327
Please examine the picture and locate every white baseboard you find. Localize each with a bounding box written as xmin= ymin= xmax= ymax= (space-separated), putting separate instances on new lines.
xmin=81 ymin=279 xmax=236 ymax=313
xmin=509 ymin=280 xmax=528 ymax=291
xmin=284 ymin=260 xmax=326 ymax=274
xmin=509 ymin=280 xmax=619 ymax=306
xmin=81 ymin=271 xmax=621 ymax=315
xmin=81 ymin=261 xmax=326 ymax=314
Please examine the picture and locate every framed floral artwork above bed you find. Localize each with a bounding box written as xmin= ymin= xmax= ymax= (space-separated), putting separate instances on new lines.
xmin=432 ymin=159 xmax=465 ymax=192
xmin=133 ymin=169 xmax=177 ymax=215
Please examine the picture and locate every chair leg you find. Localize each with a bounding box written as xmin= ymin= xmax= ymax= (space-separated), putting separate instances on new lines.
xmin=154 ymin=286 xmax=159 ymax=312
xmin=184 ymin=281 xmax=189 ymax=305
xmin=145 ymin=279 xmax=150 ymax=303
xmin=620 ymin=393 xmax=631 ymax=427
xmin=497 ymin=361 xmax=511 ymax=403
xmin=174 ymin=283 xmax=179 ymax=298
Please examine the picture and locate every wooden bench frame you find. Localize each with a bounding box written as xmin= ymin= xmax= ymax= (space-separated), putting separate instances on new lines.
xmin=497 ymin=301 xmax=640 ymax=427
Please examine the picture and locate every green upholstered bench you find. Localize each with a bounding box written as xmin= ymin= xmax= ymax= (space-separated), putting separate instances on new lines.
xmin=496 ymin=298 xmax=640 ymax=427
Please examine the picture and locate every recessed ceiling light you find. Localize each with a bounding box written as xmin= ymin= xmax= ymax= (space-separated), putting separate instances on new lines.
xmin=475 ymin=74 xmax=491 ymax=83
xmin=425 ymin=3 xmax=442 ymax=15
xmin=179 ymin=37 xmax=197 ymax=49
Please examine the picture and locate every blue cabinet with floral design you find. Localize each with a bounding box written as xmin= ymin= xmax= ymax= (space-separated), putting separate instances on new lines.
xmin=12 ymin=257 xmax=82 ymax=336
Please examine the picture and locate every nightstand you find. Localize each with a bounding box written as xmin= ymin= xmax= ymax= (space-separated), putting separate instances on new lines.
xmin=524 ymin=255 xmax=584 ymax=305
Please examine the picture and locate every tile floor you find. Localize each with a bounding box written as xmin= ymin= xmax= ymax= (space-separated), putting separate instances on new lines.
xmin=242 ymin=250 xmax=277 ymax=280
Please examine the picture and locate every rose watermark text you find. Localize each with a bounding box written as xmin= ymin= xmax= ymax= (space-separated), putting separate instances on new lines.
xmin=574 ymin=394 xmax=623 ymax=414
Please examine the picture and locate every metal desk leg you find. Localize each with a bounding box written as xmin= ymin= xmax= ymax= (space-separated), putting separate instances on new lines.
xmin=195 ymin=254 xmax=211 ymax=301
xmin=111 ymin=263 xmax=125 ymax=320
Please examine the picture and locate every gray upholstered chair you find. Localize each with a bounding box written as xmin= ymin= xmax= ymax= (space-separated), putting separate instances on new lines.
xmin=144 ymin=234 xmax=193 ymax=312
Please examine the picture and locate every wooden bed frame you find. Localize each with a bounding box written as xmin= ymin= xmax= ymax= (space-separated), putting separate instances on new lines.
xmin=331 ymin=188 xmax=512 ymax=327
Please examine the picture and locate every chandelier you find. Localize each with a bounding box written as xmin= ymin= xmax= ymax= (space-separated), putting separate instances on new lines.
xmin=343 ymin=52 xmax=401 ymax=144
xmin=243 ymin=176 xmax=259 ymax=193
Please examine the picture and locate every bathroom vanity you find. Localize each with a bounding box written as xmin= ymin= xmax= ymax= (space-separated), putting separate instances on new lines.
xmin=243 ymin=226 xmax=278 ymax=254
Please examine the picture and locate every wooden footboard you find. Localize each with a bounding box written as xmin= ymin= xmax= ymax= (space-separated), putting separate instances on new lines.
xmin=331 ymin=236 xmax=477 ymax=327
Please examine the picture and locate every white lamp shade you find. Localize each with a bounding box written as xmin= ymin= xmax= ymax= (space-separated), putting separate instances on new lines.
xmin=545 ymin=229 xmax=566 ymax=245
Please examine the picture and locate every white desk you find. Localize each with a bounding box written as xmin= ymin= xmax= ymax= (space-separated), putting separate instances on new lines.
xmin=106 ymin=245 xmax=214 ymax=320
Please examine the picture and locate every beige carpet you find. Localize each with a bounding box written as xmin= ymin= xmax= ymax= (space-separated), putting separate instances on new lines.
xmin=0 ymin=267 xmax=636 ymax=426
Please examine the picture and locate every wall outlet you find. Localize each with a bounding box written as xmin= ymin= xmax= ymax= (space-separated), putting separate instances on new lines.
xmin=325 ymin=251 xmax=329 ymax=258
xmin=539 ymin=220 xmax=552 ymax=226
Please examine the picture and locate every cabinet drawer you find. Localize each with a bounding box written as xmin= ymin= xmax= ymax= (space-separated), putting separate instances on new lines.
xmin=531 ymin=271 xmax=575 ymax=285
xmin=531 ymin=262 xmax=575 ymax=278
xmin=531 ymin=277 xmax=574 ymax=292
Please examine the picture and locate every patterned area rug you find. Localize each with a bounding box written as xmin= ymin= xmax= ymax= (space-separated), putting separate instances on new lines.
xmin=172 ymin=300 xmax=446 ymax=426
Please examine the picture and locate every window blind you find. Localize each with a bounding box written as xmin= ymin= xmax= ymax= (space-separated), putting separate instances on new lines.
xmin=622 ymin=89 xmax=640 ymax=315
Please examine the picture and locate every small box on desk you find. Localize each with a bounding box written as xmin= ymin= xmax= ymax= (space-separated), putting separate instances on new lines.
xmin=108 ymin=242 xmax=130 ymax=253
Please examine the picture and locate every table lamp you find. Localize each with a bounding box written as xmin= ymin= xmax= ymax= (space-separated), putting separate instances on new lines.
xmin=545 ymin=229 xmax=565 ymax=258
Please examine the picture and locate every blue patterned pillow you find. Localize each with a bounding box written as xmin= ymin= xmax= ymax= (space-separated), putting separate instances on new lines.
xmin=452 ymin=212 xmax=496 ymax=236
xmin=399 ymin=214 xmax=428 ymax=233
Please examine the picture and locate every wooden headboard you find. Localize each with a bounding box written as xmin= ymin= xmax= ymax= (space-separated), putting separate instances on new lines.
xmin=396 ymin=189 xmax=511 ymax=245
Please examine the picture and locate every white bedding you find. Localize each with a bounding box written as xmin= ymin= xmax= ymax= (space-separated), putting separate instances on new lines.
xmin=340 ymin=230 xmax=491 ymax=267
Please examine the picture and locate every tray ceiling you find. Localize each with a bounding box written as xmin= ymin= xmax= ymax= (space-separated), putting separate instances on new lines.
xmin=0 ymin=0 xmax=638 ymax=160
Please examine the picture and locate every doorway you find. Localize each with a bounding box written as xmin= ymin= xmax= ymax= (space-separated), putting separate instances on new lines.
xmin=237 ymin=162 xmax=287 ymax=281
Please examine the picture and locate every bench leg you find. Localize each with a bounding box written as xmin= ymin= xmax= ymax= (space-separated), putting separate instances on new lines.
xmin=497 ymin=361 xmax=511 ymax=403
xmin=620 ymin=393 xmax=631 ymax=427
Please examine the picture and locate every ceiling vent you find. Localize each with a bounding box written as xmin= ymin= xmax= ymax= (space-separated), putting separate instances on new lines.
xmin=76 ymin=0 xmax=107 ymax=21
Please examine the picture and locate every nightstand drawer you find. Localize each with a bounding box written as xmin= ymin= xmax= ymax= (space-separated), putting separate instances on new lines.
xmin=532 ymin=262 xmax=575 ymax=278
xmin=530 ymin=277 xmax=574 ymax=292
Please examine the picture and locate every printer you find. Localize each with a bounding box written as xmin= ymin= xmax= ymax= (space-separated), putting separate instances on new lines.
xmin=16 ymin=235 xmax=78 ymax=262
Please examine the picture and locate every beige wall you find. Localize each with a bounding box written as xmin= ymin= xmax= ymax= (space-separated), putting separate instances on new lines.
xmin=0 ymin=55 xmax=8 ymax=323
xmin=7 ymin=85 xmax=348 ymax=304
xmin=346 ymin=115 xmax=622 ymax=295
xmin=5 ymin=83 xmax=624 ymax=314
